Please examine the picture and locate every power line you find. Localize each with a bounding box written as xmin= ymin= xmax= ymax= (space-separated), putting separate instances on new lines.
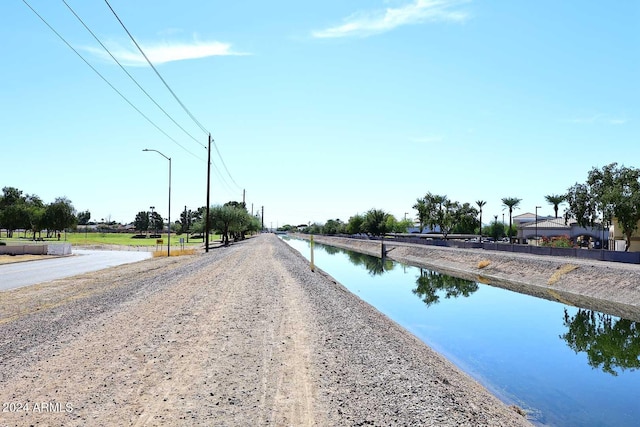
xmin=211 ymin=138 xmax=242 ymax=190
xmin=21 ymin=0 xmax=205 ymax=162
xmin=62 ymin=0 xmax=206 ymax=151
xmin=104 ymin=0 xmax=209 ymax=135
xmin=103 ymin=0 xmax=242 ymax=190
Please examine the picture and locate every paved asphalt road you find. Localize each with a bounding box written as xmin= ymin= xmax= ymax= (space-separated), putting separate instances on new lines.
xmin=0 ymin=250 xmax=152 ymax=291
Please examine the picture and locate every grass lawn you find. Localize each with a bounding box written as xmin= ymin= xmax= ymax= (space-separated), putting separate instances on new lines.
xmin=0 ymin=232 xmax=219 ymax=247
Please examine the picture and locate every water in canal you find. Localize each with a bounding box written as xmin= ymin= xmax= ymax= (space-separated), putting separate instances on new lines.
xmin=282 ymin=237 xmax=640 ymax=427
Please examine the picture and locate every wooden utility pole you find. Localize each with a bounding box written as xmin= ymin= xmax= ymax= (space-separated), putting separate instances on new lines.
xmin=184 ymin=205 xmax=189 ymax=243
xmin=205 ymin=134 xmax=211 ymax=252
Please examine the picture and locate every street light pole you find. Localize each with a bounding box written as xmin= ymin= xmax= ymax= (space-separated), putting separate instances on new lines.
xmin=150 ymin=206 xmax=155 ymax=236
xmin=535 ymin=205 xmax=541 ymax=246
xmin=143 ymin=149 xmax=171 ymax=257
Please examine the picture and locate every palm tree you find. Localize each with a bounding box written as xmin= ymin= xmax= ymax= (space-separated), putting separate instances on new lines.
xmin=363 ymin=208 xmax=391 ymax=237
xmin=475 ymin=200 xmax=486 ymax=237
xmin=501 ymin=197 xmax=522 ymax=242
xmin=545 ymin=194 xmax=566 ymax=218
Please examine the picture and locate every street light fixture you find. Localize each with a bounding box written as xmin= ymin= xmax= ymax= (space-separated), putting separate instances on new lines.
xmin=535 ymin=206 xmax=542 ymax=246
xmin=143 ymin=149 xmax=171 ymax=257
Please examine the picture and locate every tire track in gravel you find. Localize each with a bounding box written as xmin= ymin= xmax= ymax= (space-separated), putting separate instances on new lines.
xmin=191 ymin=237 xmax=318 ymax=426
xmin=268 ymin=247 xmax=315 ymax=426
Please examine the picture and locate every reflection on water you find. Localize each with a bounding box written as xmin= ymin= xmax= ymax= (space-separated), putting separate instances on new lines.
xmin=413 ymin=269 xmax=479 ymax=307
xmin=345 ymin=251 xmax=394 ymax=276
xmin=562 ymin=308 xmax=640 ymax=376
xmin=283 ymin=236 xmax=640 ymax=426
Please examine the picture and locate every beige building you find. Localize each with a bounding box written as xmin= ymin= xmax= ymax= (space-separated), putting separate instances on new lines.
xmin=514 ymin=212 xmax=608 ymax=249
xmin=609 ymin=218 xmax=640 ymax=252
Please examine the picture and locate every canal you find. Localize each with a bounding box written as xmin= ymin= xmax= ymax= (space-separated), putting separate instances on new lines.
xmin=282 ymin=236 xmax=640 ymax=427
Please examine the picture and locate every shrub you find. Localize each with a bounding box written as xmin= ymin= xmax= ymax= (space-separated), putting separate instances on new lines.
xmin=478 ymin=260 xmax=491 ymax=269
xmin=541 ymin=235 xmax=573 ymax=248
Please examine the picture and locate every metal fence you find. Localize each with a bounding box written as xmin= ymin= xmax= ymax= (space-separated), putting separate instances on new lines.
xmin=333 ymin=233 xmax=640 ymax=264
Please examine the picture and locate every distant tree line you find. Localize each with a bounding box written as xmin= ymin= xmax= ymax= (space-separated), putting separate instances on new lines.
xmin=282 ymin=163 xmax=640 ymax=249
xmin=0 ymin=186 xmax=79 ymax=239
xmin=133 ymin=201 xmax=261 ymax=246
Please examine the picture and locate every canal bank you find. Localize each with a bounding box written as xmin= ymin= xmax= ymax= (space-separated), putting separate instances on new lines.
xmin=295 ymin=234 xmax=640 ymax=323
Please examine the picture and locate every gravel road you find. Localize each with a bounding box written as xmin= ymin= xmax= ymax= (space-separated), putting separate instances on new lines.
xmin=0 ymin=234 xmax=530 ymax=426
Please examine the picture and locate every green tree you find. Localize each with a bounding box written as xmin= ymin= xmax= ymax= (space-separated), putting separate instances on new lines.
xmin=323 ymin=219 xmax=343 ymax=235
xmin=451 ymin=202 xmax=479 ymax=234
xmin=476 ymin=200 xmax=486 ymax=235
xmin=178 ymin=209 xmax=194 ymax=235
xmin=1 ymin=204 xmax=29 ymax=238
xmin=43 ymin=197 xmax=76 ymax=237
xmin=393 ymin=218 xmax=414 ymax=233
xmin=565 ymin=182 xmax=598 ymax=228
xmin=149 ymin=211 xmax=164 ymax=235
xmin=0 ymin=187 xmax=27 ymax=237
xmin=0 ymin=187 xmax=24 ymax=207
xmin=501 ymin=197 xmax=522 ymax=242
xmin=413 ymin=198 xmax=429 ymax=233
xmin=210 ymin=204 xmax=251 ymax=245
xmin=134 ymin=211 xmax=150 ymax=235
xmin=245 ymin=214 xmax=262 ymax=236
xmin=430 ymin=194 xmax=447 ymax=234
xmin=190 ymin=218 xmax=205 ymax=235
xmin=545 ymin=194 xmax=566 ymax=218
xmin=26 ymin=195 xmax=46 ymax=239
xmin=77 ymin=210 xmax=91 ymax=225
xmin=346 ymin=214 xmax=364 ymax=235
xmin=223 ymin=201 xmax=258 ymax=241
xmin=306 ymin=223 xmax=323 ymax=234
xmin=483 ymin=220 xmax=505 ymax=241
xmin=438 ymin=198 xmax=457 ymax=239
xmin=587 ymin=163 xmax=640 ymax=251
xmin=413 ymin=192 xmax=447 ymax=234
xmin=362 ymin=209 xmax=391 ymax=236
xmin=384 ymin=215 xmax=398 ymax=234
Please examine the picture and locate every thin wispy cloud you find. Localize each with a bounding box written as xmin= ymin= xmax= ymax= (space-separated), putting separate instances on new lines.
xmin=312 ymin=0 xmax=470 ymax=39
xmin=85 ymin=37 xmax=249 ymax=66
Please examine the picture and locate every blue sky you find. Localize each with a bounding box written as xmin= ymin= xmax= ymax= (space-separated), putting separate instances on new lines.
xmin=2 ymin=1 xmax=638 ymax=228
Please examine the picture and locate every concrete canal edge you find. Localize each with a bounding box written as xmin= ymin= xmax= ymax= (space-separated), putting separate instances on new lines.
xmin=293 ymin=234 xmax=640 ymax=323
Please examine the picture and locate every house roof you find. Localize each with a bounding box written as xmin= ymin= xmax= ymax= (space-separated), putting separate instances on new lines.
xmin=514 ymin=212 xmax=536 ymax=219
xmin=514 ymin=213 xmax=554 ymax=224
xmin=520 ymin=217 xmax=570 ymax=229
